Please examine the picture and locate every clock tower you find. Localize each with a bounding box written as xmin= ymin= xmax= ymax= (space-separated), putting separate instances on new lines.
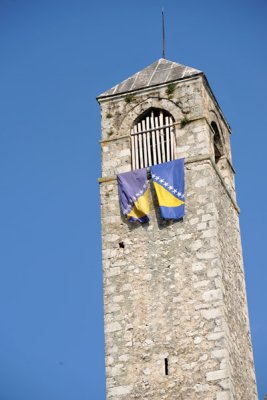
xmin=97 ymin=58 xmax=257 ymax=400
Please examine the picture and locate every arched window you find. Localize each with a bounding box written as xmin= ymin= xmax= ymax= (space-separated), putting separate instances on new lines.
xmin=211 ymin=121 xmax=223 ymax=163
xmin=131 ymin=108 xmax=176 ymax=170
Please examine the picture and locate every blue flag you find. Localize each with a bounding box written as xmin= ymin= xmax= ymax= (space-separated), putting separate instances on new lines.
xmin=151 ymin=159 xmax=185 ymax=220
xmin=117 ymin=168 xmax=150 ymax=223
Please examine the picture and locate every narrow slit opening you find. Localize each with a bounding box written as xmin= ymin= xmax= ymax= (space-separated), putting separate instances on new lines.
xmin=164 ymin=358 xmax=169 ymax=375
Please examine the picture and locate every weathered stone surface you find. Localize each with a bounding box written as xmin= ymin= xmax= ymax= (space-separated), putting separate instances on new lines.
xmin=98 ymin=60 xmax=258 ymax=399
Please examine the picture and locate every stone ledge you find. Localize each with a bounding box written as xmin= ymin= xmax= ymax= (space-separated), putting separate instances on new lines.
xmin=98 ymin=154 xmax=211 ymax=182
xmin=98 ymin=154 xmax=240 ymax=213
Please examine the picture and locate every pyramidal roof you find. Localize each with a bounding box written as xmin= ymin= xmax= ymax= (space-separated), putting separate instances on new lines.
xmin=98 ymin=58 xmax=202 ymax=98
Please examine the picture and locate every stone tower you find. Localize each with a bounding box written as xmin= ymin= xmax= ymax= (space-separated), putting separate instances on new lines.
xmin=97 ymin=59 xmax=258 ymax=400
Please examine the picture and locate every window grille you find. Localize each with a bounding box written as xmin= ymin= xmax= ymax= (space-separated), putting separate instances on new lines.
xmin=131 ymin=108 xmax=176 ymax=170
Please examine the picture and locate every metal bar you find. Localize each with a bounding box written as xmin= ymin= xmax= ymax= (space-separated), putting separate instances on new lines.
xmin=159 ymin=111 xmax=166 ymax=162
xmin=150 ymin=112 xmax=157 ymax=165
xmin=170 ymin=118 xmax=175 ymax=160
xmin=142 ymin=120 xmax=148 ymax=167
xmin=146 ymin=116 xmax=152 ymax=166
xmin=138 ymin=122 xmax=144 ymax=168
xmin=155 ymin=116 xmax=162 ymax=164
xmin=166 ymin=116 xmax=170 ymax=162
xmin=131 ymin=129 xmax=135 ymax=170
xmin=134 ymin=125 xmax=139 ymax=169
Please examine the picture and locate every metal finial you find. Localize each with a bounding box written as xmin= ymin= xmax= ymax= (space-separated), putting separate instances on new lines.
xmin=162 ymin=8 xmax=166 ymax=59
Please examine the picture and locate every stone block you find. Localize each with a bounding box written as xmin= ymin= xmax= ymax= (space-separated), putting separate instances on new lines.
xmin=105 ymin=322 xmax=122 ymax=333
xmin=108 ymin=385 xmax=133 ymax=397
xmin=206 ymin=369 xmax=228 ymax=381
xmin=216 ymin=391 xmax=230 ymax=400
xmin=202 ymin=289 xmax=223 ymax=302
xmin=201 ymin=308 xmax=223 ymax=320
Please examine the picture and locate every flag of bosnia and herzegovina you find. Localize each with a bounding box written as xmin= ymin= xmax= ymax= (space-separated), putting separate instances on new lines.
xmin=117 ymin=168 xmax=150 ymax=223
xmin=151 ymin=158 xmax=185 ymax=220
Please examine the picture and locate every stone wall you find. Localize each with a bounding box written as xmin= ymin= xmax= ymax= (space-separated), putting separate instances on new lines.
xmin=98 ymin=75 xmax=257 ymax=399
xmin=214 ymin=167 xmax=257 ymax=399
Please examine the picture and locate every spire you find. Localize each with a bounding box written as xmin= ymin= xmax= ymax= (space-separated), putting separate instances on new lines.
xmin=162 ymin=8 xmax=166 ymax=59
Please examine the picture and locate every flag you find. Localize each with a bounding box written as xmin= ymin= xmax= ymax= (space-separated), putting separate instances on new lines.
xmin=151 ymin=158 xmax=185 ymax=220
xmin=117 ymin=168 xmax=150 ymax=223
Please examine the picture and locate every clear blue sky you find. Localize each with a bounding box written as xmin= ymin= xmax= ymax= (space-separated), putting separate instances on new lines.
xmin=0 ymin=0 xmax=266 ymax=399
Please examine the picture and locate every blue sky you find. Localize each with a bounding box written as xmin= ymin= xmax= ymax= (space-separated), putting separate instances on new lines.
xmin=0 ymin=0 xmax=266 ymax=399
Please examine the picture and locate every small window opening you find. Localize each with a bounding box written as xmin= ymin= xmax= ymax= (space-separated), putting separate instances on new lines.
xmin=131 ymin=108 xmax=176 ymax=170
xmin=211 ymin=121 xmax=223 ymax=164
xmin=164 ymin=358 xmax=169 ymax=375
xmin=119 ymin=242 xmax=125 ymax=249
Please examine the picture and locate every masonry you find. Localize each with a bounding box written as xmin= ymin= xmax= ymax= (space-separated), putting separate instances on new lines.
xmin=97 ymin=59 xmax=258 ymax=400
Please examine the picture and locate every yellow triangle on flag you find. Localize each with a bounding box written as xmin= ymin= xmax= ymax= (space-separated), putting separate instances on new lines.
xmin=128 ymin=188 xmax=151 ymax=219
xmin=153 ymin=181 xmax=184 ymax=208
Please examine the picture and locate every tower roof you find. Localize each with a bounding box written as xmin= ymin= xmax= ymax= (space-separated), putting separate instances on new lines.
xmin=97 ymin=58 xmax=202 ymax=99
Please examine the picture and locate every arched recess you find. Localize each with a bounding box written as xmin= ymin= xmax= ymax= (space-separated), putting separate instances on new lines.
xmin=209 ymin=110 xmax=225 ymax=164
xmin=118 ymin=98 xmax=182 ymax=170
xmin=211 ymin=121 xmax=224 ymax=163
xmin=131 ymin=107 xmax=175 ymax=169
